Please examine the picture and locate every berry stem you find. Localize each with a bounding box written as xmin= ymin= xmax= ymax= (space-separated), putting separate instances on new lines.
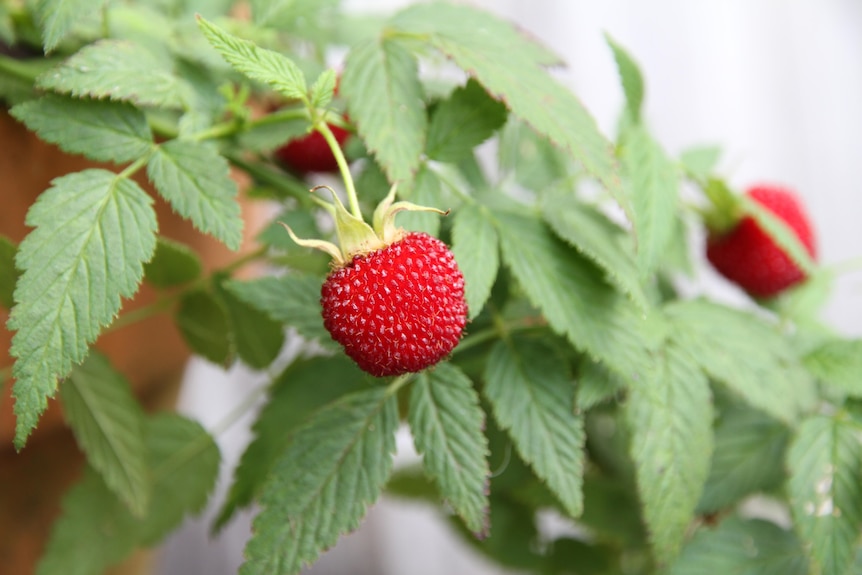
xmin=317 ymin=120 xmax=362 ymax=219
xmin=386 ymin=373 xmax=415 ymax=396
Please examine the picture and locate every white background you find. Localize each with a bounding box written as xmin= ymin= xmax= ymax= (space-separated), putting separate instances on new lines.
xmin=158 ymin=1 xmax=862 ymax=573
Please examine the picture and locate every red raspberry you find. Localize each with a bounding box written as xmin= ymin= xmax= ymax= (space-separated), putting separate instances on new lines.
xmin=320 ymin=232 xmax=467 ymax=377
xmin=274 ymin=123 xmax=350 ymax=174
xmin=706 ymin=185 xmax=816 ymax=298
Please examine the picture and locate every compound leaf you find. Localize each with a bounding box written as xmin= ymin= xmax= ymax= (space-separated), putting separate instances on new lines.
xmin=147 ymin=140 xmax=243 ymax=250
xmin=391 ymin=3 xmax=627 ymax=218
xmin=37 ymin=414 xmax=220 ymax=575
xmin=620 ymin=123 xmax=680 ymax=277
xmin=38 ymin=40 xmax=187 ymax=108
xmin=426 ymin=78 xmax=507 ymax=162
xmin=241 ymin=387 xmax=398 ymax=575
xmin=341 ymin=37 xmax=425 ymax=183
xmin=626 ymin=345 xmax=713 ymax=564
xmin=697 ymin=405 xmax=789 ymax=513
xmin=61 ymin=352 xmax=149 ymax=517
xmin=197 ymin=16 xmax=307 ymax=101
xmin=451 ymin=204 xmax=499 ymax=319
xmin=666 ymin=299 xmax=816 ymax=424
xmin=36 ymin=0 xmax=105 ymax=53
xmin=215 ymin=356 xmax=366 ymax=530
xmin=484 ymin=337 xmax=584 ymax=518
xmin=541 ymin=184 xmax=647 ymax=311
xmin=803 ymin=338 xmax=862 ymax=397
xmin=9 ymin=169 xmax=156 ymax=448
xmin=11 ymin=95 xmax=153 ymax=163
xmin=494 ymin=209 xmax=654 ymax=381
xmin=670 ymin=516 xmax=808 ymax=575
xmin=409 ymin=363 xmax=490 ymax=534
xmin=787 ymin=414 xmax=862 ymax=575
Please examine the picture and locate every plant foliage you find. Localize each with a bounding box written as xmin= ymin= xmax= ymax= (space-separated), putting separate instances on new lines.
xmin=0 ymin=1 xmax=859 ymax=574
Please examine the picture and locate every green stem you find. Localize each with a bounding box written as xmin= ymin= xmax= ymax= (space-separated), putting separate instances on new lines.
xmin=386 ymin=373 xmax=414 ymax=396
xmin=452 ymin=317 xmax=547 ymax=356
xmin=117 ymin=155 xmax=149 ymax=179
xmin=224 ymin=152 xmax=320 ymax=206
xmin=247 ymin=107 xmax=309 ymax=128
xmin=317 ymin=121 xmax=361 ymax=219
xmin=153 ymin=383 xmax=269 ymax=482
xmin=189 ymin=120 xmax=242 ymax=142
xmin=0 ymin=365 xmax=10 ymax=384
xmin=105 ymin=245 xmax=269 ymax=335
xmin=431 ymin=163 xmax=475 ymax=204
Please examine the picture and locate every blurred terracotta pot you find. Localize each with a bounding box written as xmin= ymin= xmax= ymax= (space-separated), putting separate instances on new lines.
xmin=0 ymin=109 xmax=263 ymax=574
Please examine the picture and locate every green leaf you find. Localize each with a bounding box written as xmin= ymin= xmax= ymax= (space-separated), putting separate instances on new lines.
xmin=669 ymin=516 xmax=809 ymax=575
xmin=175 ymin=289 xmax=232 ymax=365
xmin=341 ymin=38 xmax=425 ymax=182
xmin=147 ymin=140 xmax=243 ymax=250
xmin=787 ymin=414 xmax=862 ymax=575
xmin=11 ymin=95 xmax=153 ymax=163
xmin=60 ymin=353 xmax=149 ymax=517
xmin=37 ymin=40 xmax=187 ymax=108
xmin=309 ymin=68 xmax=337 ymax=110
xmin=741 ymin=193 xmax=817 ymax=277
xmin=241 ymin=387 xmax=398 ymax=575
xmin=9 ymin=169 xmax=156 ymax=448
xmin=396 ymin=164 xmax=445 ymax=237
xmin=426 ymin=79 xmax=507 ymax=162
xmin=36 ymin=413 xmax=220 ymax=575
xmin=620 ymin=122 xmax=680 ymax=277
xmin=697 ymin=405 xmax=789 ymax=513
xmin=498 ymin=119 xmax=572 ymax=191
xmin=451 ymin=204 xmax=499 ymax=320
xmin=224 ymin=275 xmax=335 ymax=349
xmin=680 ymin=145 xmax=721 ymax=182
xmin=626 ymin=345 xmax=713 ymax=564
xmin=197 ymin=16 xmax=308 ymax=101
xmin=493 ymin=209 xmax=654 ymax=380
xmin=541 ymin=184 xmax=648 ymax=311
xmin=143 ymin=237 xmax=203 ymax=288
xmin=216 ymin=280 xmax=284 ymax=369
xmin=575 ymin=359 xmax=626 ymax=411
xmin=0 ymin=235 xmax=18 ymax=309
xmin=36 ymin=0 xmax=105 ymax=53
xmin=250 ymin=0 xmax=340 ymax=37
xmin=391 ymin=3 xmax=627 ymax=217
xmin=484 ymin=337 xmax=584 ymax=518
xmin=803 ymin=338 xmax=862 ymax=397
xmin=665 ymin=299 xmax=816 ymax=424
xmin=215 ymin=356 xmax=367 ymax=531
xmin=605 ymin=33 xmax=644 ymax=123
xmin=409 ymin=363 xmax=490 ymax=534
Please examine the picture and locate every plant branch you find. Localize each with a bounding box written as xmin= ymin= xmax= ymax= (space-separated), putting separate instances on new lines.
xmin=105 ymin=245 xmax=269 ymax=335
xmin=452 ymin=317 xmax=547 ymax=356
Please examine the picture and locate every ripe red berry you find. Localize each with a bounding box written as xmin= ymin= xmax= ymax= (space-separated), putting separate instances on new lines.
xmin=320 ymin=232 xmax=468 ymax=377
xmin=274 ymin=123 xmax=350 ymax=174
xmin=706 ymin=185 xmax=816 ymax=298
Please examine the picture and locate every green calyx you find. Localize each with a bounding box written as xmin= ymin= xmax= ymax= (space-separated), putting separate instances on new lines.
xmin=702 ymin=177 xmax=744 ymax=234
xmin=282 ymin=184 xmax=447 ymax=267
